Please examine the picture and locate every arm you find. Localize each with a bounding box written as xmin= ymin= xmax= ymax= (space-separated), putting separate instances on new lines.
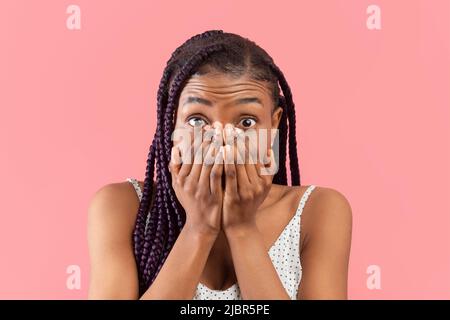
xmin=87 ymin=183 xmax=139 ymax=299
xmin=139 ymin=226 xmax=216 ymax=299
xmin=296 ymin=188 xmax=353 ymax=300
xmin=223 ymin=187 xmax=352 ymax=300
xmin=87 ymin=182 xmax=217 ymax=300
xmin=225 ymin=225 xmax=291 ymax=300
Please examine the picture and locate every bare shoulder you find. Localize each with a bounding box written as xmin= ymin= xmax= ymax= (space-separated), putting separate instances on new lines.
xmin=280 ymin=184 xmax=352 ymax=250
xmin=284 ymin=184 xmax=352 ymax=218
xmin=299 ymin=185 xmax=352 ymax=248
xmin=87 ymin=180 xmax=146 ymax=299
xmin=288 ymin=185 xmax=352 ymax=299
xmin=307 ymin=185 xmax=352 ymax=225
xmin=87 ymin=180 xmax=144 ymax=240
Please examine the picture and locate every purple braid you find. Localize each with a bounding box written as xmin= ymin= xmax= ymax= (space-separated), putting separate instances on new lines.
xmin=268 ymin=62 xmax=301 ymax=186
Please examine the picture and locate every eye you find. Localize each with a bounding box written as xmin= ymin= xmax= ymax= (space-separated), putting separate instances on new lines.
xmin=238 ymin=117 xmax=257 ymax=129
xmin=187 ymin=117 xmax=207 ymax=128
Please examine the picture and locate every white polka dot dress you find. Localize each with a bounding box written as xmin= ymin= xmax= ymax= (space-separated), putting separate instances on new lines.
xmin=126 ymin=177 xmax=316 ymax=300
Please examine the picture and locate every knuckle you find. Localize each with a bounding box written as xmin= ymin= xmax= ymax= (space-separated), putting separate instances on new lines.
xmin=178 ymin=169 xmax=189 ymax=179
xmin=175 ymin=176 xmax=184 ymax=186
xmin=210 ymin=170 xmax=218 ymax=179
xmin=240 ymin=192 xmax=253 ymax=201
xmin=226 ymin=168 xmax=236 ymax=178
xmin=255 ymin=185 xmax=264 ymax=194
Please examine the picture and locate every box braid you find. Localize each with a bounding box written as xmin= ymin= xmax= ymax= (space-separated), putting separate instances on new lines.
xmin=133 ymin=30 xmax=301 ymax=296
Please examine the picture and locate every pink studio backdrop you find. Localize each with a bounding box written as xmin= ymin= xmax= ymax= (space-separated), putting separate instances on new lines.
xmin=1 ymin=0 xmax=449 ymax=299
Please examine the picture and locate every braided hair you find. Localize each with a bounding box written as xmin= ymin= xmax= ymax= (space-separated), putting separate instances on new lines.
xmin=134 ymin=30 xmax=301 ymax=295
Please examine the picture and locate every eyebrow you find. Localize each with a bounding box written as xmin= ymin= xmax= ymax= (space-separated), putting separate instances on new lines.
xmin=183 ymin=96 xmax=263 ymax=107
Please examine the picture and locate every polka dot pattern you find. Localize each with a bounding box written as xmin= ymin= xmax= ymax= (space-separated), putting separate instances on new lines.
xmin=126 ymin=177 xmax=316 ymax=300
xmin=126 ymin=177 xmax=143 ymax=200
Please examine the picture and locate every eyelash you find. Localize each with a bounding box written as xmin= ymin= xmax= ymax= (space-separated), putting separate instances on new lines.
xmin=186 ymin=115 xmax=258 ymax=128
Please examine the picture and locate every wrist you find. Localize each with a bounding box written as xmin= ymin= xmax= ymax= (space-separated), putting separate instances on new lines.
xmin=224 ymin=221 xmax=259 ymax=239
xmin=182 ymin=222 xmax=219 ymax=242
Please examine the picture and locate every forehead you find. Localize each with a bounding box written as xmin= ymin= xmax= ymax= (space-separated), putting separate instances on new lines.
xmin=179 ymin=72 xmax=273 ymax=102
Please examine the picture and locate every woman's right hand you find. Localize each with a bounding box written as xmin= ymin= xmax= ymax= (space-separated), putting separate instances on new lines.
xmin=169 ymin=128 xmax=225 ymax=238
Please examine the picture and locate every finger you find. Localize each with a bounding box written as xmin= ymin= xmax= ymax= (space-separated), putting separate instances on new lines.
xmin=178 ymin=143 xmax=194 ymax=178
xmin=198 ymin=139 xmax=216 ymax=185
xmin=202 ymin=124 xmax=215 ymax=147
xmin=224 ymin=144 xmax=238 ymax=196
xmin=244 ymin=135 xmax=261 ymax=183
xmin=235 ymin=140 xmax=250 ymax=188
xmin=213 ymin=124 xmax=223 ymax=150
xmin=169 ymin=145 xmax=182 ymax=176
xmin=260 ymin=148 xmax=276 ymax=184
xmin=223 ymin=123 xmax=235 ymax=147
xmin=209 ymin=145 xmax=224 ymax=195
xmin=189 ymin=138 xmax=212 ymax=182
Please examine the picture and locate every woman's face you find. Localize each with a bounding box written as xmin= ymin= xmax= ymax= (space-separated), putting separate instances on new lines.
xmin=174 ymin=71 xmax=283 ymax=159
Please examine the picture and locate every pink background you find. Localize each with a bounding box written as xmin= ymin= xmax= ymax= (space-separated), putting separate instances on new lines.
xmin=1 ymin=0 xmax=449 ymax=299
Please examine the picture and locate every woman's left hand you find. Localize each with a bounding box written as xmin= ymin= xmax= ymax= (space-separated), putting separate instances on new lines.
xmin=221 ymin=124 xmax=275 ymax=234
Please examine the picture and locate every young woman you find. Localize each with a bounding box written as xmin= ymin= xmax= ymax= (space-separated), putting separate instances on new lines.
xmin=87 ymin=30 xmax=352 ymax=300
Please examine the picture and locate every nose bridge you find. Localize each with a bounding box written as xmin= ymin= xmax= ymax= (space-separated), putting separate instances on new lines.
xmin=208 ymin=104 xmax=236 ymax=127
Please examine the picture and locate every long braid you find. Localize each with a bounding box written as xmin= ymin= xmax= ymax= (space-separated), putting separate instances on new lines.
xmin=273 ymin=95 xmax=288 ymax=185
xmin=268 ymin=63 xmax=301 ymax=186
xmin=135 ymin=61 xmax=176 ymax=292
xmin=133 ymin=140 xmax=156 ymax=255
xmin=133 ymin=30 xmax=302 ymax=296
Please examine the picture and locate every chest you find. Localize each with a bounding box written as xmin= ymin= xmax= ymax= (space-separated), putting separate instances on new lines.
xmin=195 ymin=221 xmax=303 ymax=299
xmin=198 ymin=195 xmax=305 ymax=293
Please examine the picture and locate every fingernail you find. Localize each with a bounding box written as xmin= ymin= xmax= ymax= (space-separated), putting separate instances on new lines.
xmin=268 ymin=149 xmax=273 ymax=162
xmin=225 ymin=123 xmax=233 ymax=133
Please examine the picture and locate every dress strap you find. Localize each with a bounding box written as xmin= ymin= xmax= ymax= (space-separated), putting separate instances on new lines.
xmin=297 ymin=185 xmax=316 ymax=218
xmin=126 ymin=177 xmax=143 ymax=201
